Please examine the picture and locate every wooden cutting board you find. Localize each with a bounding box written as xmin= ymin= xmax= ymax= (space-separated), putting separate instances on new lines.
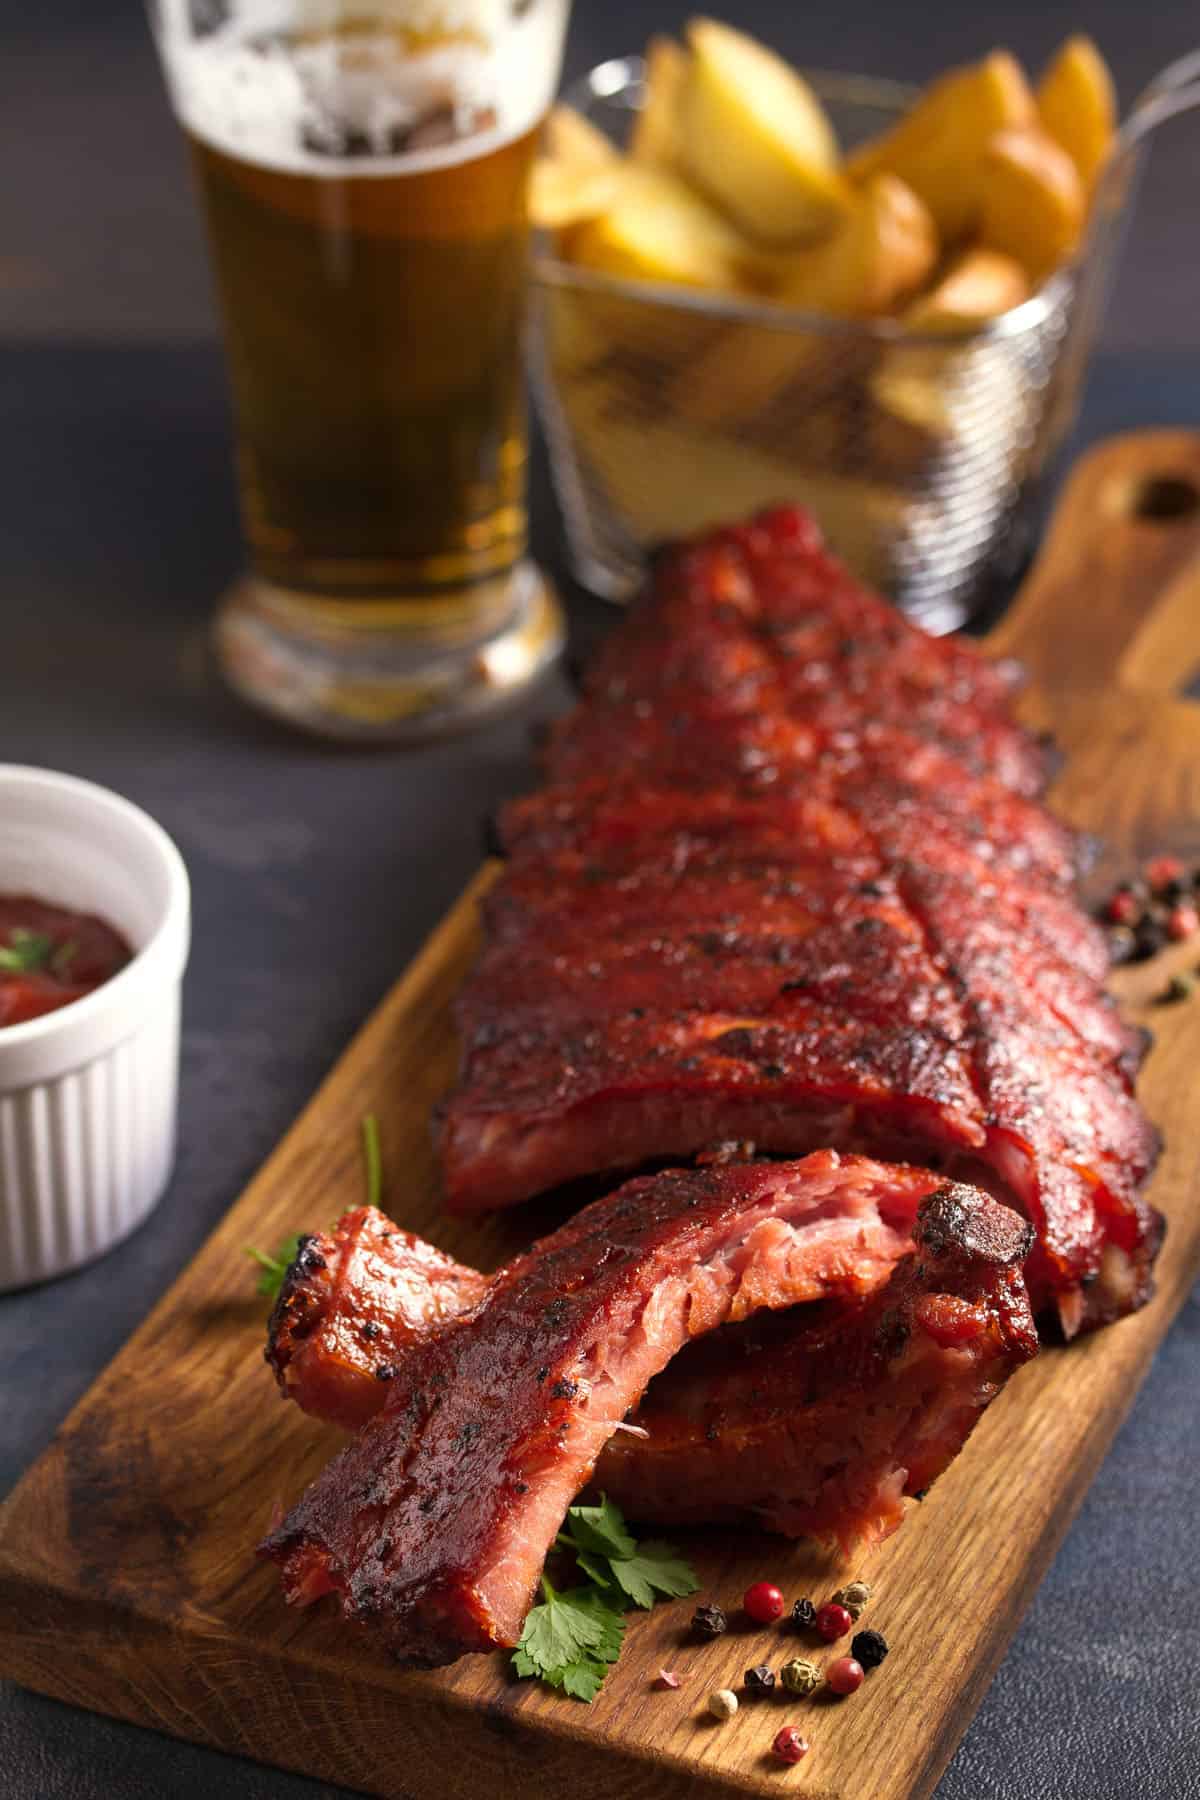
xmin=4 ymin=430 xmax=1200 ymax=1800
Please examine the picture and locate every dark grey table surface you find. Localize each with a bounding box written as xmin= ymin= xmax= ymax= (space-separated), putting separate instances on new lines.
xmin=3 ymin=5 xmax=1199 ymax=1798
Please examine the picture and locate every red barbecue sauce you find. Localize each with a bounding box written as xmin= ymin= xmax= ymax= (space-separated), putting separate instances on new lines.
xmin=0 ymin=894 xmax=132 ymax=1028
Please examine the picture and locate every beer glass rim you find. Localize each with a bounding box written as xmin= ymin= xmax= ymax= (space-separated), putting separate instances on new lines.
xmin=533 ymin=56 xmax=1075 ymax=351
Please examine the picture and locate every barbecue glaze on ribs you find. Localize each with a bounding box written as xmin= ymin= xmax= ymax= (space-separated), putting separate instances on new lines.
xmin=265 ymin=1184 xmax=1036 ymax=1556
xmin=261 ymin=1153 xmax=996 ymax=1663
xmin=261 ymin=505 xmax=1160 ymax=1671
xmin=439 ymin=507 xmax=1162 ymax=1334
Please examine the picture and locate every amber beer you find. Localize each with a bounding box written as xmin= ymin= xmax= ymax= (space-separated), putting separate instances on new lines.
xmin=150 ymin=4 xmax=569 ymax=735
xmin=190 ymin=118 xmax=537 ymax=615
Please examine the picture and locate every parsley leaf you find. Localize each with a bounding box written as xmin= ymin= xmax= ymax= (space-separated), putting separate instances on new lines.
xmin=558 ymin=1495 xmax=700 ymax=1608
xmin=572 ymin=1549 xmax=620 ymax=1594
xmin=514 ymin=1499 xmax=698 ymax=1701
xmin=557 ymin=1660 xmax=610 ymax=1703
xmin=604 ymin=1540 xmax=701 ymax=1610
xmin=0 ymin=930 xmax=54 ymax=974
xmin=244 ymin=1234 xmax=303 ymax=1299
xmin=513 ymin=1576 xmax=625 ymax=1700
xmin=558 ymin=1494 xmax=637 ymax=1562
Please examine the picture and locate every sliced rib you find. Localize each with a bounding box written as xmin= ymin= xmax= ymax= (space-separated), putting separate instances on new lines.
xmin=260 ymin=1152 xmax=954 ymax=1666
xmin=264 ymin=1188 xmax=1036 ymax=1557
xmin=266 ymin=1209 xmax=489 ymax=1433
xmin=598 ymin=1183 xmax=1037 ymax=1550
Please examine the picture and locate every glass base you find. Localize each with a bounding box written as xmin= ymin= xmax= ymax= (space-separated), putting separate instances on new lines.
xmin=214 ymin=560 xmax=564 ymax=742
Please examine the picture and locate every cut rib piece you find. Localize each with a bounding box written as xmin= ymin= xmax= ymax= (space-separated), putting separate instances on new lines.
xmin=264 ymin=1187 xmax=1036 ymax=1558
xmin=260 ymin=1152 xmax=953 ymax=1666
xmin=266 ymin=1209 xmax=488 ymax=1433
xmin=599 ymin=1183 xmax=1037 ymax=1550
xmin=440 ymin=504 xmax=1162 ymax=1330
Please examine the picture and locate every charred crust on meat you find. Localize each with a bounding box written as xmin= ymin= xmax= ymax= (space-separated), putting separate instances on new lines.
xmin=917 ymin=1185 xmax=1034 ymax=1267
xmin=875 ymin=1310 xmax=910 ymax=1358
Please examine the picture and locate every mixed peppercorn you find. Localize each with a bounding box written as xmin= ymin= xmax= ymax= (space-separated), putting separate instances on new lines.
xmin=680 ymin=1575 xmax=890 ymax=1769
xmin=1101 ymin=854 xmax=1200 ymax=987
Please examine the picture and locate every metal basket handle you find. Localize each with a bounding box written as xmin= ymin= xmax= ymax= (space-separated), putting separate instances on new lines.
xmin=1136 ymin=49 xmax=1200 ymax=105
xmin=1041 ymin=69 xmax=1200 ymax=466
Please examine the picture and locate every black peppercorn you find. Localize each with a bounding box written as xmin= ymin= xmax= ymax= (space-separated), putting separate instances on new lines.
xmin=1107 ymin=925 xmax=1136 ymax=965
xmin=744 ymin=1664 xmax=776 ymax=1695
xmin=791 ymin=1597 xmax=817 ymax=1630
xmin=852 ymin=1628 xmax=889 ymax=1671
xmin=1132 ymin=920 xmax=1164 ymax=962
xmin=691 ymin=1602 xmax=728 ymax=1639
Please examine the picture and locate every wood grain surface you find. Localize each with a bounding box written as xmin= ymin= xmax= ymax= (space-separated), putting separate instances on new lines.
xmin=3 ymin=431 xmax=1200 ymax=1800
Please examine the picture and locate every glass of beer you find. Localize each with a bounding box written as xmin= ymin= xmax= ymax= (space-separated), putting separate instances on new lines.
xmin=147 ymin=1 xmax=570 ymax=739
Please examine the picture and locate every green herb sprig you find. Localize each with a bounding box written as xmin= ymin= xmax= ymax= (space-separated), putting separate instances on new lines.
xmin=245 ymin=1234 xmax=305 ymax=1299
xmin=513 ymin=1495 xmax=698 ymax=1701
xmin=246 ymin=1113 xmax=382 ymax=1299
xmin=0 ymin=929 xmax=54 ymax=974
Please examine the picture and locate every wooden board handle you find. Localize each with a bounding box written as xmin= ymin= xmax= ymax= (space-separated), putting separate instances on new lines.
xmin=988 ymin=429 xmax=1200 ymax=696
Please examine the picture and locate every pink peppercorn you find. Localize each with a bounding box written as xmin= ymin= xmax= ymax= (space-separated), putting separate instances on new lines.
xmin=1106 ymin=890 xmax=1141 ymax=925
xmin=826 ymin=1656 xmax=865 ymax=1696
xmin=743 ymin=1581 xmax=787 ymax=1624
xmin=815 ymin=1601 xmax=853 ymax=1642
xmin=772 ymin=1726 xmax=811 ymax=1765
xmin=1146 ymin=855 xmax=1184 ymax=892
xmin=1167 ymin=904 xmax=1199 ymax=941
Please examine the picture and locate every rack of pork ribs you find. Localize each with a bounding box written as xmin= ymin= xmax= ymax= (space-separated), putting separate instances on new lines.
xmin=260 ymin=506 xmax=1162 ymax=1669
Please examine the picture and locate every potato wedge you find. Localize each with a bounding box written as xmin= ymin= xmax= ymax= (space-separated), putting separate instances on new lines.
xmin=680 ymin=17 xmax=850 ymax=245
xmin=569 ymin=164 xmax=750 ymax=291
xmin=978 ymin=125 xmax=1086 ymax=283
xmin=1037 ymin=35 xmax=1117 ymax=193
xmin=771 ymin=173 xmax=938 ymax=315
xmin=543 ymin=103 xmax=620 ymax=171
xmin=530 ymin=158 xmax=624 ymax=230
xmin=631 ymin=36 xmax=689 ymax=167
xmin=903 ymin=248 xmax=1031 ymax=331
xmin=868 ymin=249 xmax=1032 ymax=476
xmin=847 ymin=51 xmax=1035 ymax=242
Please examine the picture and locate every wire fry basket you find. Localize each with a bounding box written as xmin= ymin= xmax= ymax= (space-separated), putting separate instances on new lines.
xmin=531 ymin=57 xmax=1194 ymax=632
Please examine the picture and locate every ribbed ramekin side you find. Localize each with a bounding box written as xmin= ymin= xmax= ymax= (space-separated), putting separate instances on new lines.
xmin=0 ymin=988 xmax=181 ymax=1293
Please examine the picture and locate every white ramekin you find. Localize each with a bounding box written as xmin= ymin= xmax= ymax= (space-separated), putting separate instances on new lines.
xmin=0 ymin=765 xmax=190 ymax=1291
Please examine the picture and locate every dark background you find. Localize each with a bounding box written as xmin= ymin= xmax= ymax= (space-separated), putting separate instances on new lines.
xmin=2 ymin=4 xmax=1199 ymax=1797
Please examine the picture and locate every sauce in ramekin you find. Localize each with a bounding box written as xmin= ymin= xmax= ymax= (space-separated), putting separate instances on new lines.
xmin=0 ymin=893 xmax=132 ymax=1027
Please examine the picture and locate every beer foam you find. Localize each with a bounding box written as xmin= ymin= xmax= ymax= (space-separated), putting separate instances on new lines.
xmin=156 ymin=0 xmax=568 ymax=177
